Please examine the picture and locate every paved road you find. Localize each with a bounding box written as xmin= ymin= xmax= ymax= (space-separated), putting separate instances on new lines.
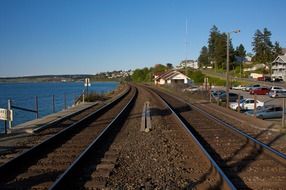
xmin=201 ymin=69 xmax=286 ymax=88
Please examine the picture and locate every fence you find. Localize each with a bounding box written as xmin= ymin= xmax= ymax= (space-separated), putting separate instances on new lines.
xmin=1 ymin=92 xmax=82 ymax=133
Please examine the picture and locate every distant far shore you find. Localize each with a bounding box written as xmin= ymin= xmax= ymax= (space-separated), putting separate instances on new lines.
xmin=0 ymin=74 xmax=120 ymax=83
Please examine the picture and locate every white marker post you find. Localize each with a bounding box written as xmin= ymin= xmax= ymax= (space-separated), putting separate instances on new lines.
xmin=0 ymin=108 xmax=13 ymax=134
xmin=84 ymin=78 xmax=91 ymax=101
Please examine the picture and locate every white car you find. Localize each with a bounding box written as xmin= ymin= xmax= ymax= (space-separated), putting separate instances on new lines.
xmin=232 ymin=85 xmax=246 ymax=90
xmin=269 ymin=86 xmax=284 ymax=91
xmin=229 ymin=98 xmax=264 ymax=111
xmin=183 ymin=86 xmax=200 ymax=92
xmin=269 ymin=89 xmax=286 ymax=98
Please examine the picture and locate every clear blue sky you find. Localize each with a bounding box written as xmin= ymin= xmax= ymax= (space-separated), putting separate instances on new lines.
xmin=0 ymin=0 xmax=285 ymax=77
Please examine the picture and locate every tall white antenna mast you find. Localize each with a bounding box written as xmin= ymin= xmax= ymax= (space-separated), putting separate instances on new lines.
xmin=185 ymin=18 xmax=189 ymax=74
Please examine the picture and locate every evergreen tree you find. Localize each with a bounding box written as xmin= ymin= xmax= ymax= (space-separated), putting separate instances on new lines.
xmin=214 ymin=32 xmax=233 ymax=69
xmin=207 ymin=26 xmax=235 ymax=70
xmin=166 ymin=63 xmax=173 ymax=69
xmin=198 ymin=46 xmax=209 ymax=68
xmin=252 ymin=28 xmax=273 ymax=63
xmin=208 ymin=25 xmax=220 ymax=70
xmin=234 ymin=44 xmax=246 ymax=58
xmin=273 ymin=41 xmax=283 ymax=58
xmin=152 ymin=64 xmax=167 ymax=73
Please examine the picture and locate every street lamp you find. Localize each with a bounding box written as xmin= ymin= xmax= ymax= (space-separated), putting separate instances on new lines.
xmin=226 ymin=29 xmax=240 ymax=108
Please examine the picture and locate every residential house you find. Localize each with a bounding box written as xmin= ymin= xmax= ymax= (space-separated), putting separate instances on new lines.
xmin=176 ymin=60 xmax=199 ymax=69
xmin=154 ymin=70 xmax=191 ymax=85
xmin=282 ymin=48 xmax=286 ymax=55
xmin=272 ymin=55 xmax=286 ymax=81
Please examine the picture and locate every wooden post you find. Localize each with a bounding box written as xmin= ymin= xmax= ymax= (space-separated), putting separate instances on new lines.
xmin=237 ymin=94 xmax=241 ymax=112
xmin=254 ymin=94 xmax=257 ymax=118
xmin=282 ymin=98 xmax=285 ymax=129
xmin=64 ymin=93 xmax=67 ymax=109
xmin=8 ymin=99 xmax=12 ymax=129
xmin=74 ymin=94 xmax=77 ymax=105
xmin=4 ymin=120 xmax=7 ymax=134
xmin=35 ymin=96 xmax=39 ymax=119
xmin=52 ymin=95 xmax=55 ymax=113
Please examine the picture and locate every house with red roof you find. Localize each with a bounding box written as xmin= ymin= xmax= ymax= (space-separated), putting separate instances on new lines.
xmin=154 ymin=70 xmax=191 ymax=85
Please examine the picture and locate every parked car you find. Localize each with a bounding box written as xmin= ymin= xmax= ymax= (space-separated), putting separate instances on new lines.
xmin=245 ymin=105 xmax=284 ymax=119
xmin=218 ymin=92 xmax=243 ymax=102
xmin=229 ymin=98 xmax=264 ymax=111
xmin=231 ymin=85 xmax=246 ymax=90
xmin=183 ymin=86 xmax=200 ymax=92
xmin=249 ymin=87 xmax=270 ymax=95
xmin=257 ymin=76 xmax=271 ymax=82
xmin=211 ymin=90 xmax=226 ymax=100
xmin=269 ymin=89 xmax=286 ymax=98
xmin=269 ymin=86 xmax=284 ymax=91
xmin=272 ymin=78 xmax=283 ymax=82
xmin=244 ymin=84 xmax=261 ymax=91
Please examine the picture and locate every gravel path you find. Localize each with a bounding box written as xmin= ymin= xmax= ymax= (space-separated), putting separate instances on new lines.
xmin=106 ymin=85 xmax=221 ymax=189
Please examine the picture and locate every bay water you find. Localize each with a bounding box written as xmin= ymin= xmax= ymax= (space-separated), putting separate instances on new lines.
xmin=0 ymin=81 xmax=118 ymax=133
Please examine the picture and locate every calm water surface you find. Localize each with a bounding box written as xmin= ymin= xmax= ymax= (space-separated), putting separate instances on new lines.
xmin=0 ymin=82 xmax=118 ymax=133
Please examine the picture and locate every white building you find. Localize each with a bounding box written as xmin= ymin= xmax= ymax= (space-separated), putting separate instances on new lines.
xmin=272 ymin=55 xmax=286 ymax=81
xmin=154 ymin=70 xmax=191 ymax=85
xmin=243 ymin=64 xmax=266 ymax=72
xmin=176 ymin=60 xmax=199 ymax=69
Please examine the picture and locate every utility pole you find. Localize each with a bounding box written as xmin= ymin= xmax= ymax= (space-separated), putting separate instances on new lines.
xmin=226 ymin=29 xmax=240 ymax=108
xmin=226 ymin=32 xmax=230 ymax=108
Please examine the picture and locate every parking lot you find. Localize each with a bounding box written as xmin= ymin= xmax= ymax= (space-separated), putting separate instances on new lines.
xmin=212 ymin=86 xmax=284 ymax=125
xmin=213 ymin=86 xmax=284 ymax=106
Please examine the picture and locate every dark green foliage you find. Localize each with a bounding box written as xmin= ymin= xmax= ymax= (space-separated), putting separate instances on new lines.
xmin=234 ymin=44 xmax=246 ymax=58
xmin=131 ymin=64 xmax=170 ymax=82
xmin=152 ymin=64 xmax=168 ymax=73
xmin=214 ymin=33 xmax=227 ymax=69
xmin=252 ymin=28 xmax=274 ymax=63
xmin=207 ymin=25 xmax=235 ymax=70
xmin=132 ymin=68 xmax=151 ymax=82
xmin=208 ymin=25 xmax=220 ymax=65
xmin=198 ymin=46 xmax=209 ymax=67
xmin=208 ymin=76 xmax=226 ymax=86
xmin=273 ymin=41 xmax=283 ymax=58
xmin=187 ymin=70 xmax=205 ymax=83
xmin=166 ymin=63 xmax=173 ymax=69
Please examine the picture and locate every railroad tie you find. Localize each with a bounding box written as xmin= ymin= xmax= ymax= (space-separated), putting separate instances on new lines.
xmin=140 ymin=101 xmax=152 ymax=132
xmin=84 ymin=150 xmax=119 ymax=190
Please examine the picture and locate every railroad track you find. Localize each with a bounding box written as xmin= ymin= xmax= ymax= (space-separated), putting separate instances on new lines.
xmin=48 ymin=85 xmax=227 ymax=189
xmin=149 ymin=86 xmax=286 ymax=189
xmin=0 ymin=85 xmax=136 ymax=190
xmin=0 ymin=86 xmax=129 ymax=166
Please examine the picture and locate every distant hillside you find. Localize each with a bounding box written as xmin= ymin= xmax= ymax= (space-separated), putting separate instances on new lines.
xmin=0 ymin=75 xmax=94 ymax=83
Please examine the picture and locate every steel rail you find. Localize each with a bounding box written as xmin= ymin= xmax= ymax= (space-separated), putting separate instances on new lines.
xmin=32 ymin=85 xmax=131 ymax=133
xmin=150 ymin=86 xmax=286 ymax=187
xmin=156 ymin=87 xmax=286 ymax=162
xmin=32 ymin=102 xmax=98 ymax=133
xmin=146 ymin=87 xmax=236 ymax=190
xmin=49 ymin=87 xmax=137 ymax=190
xmin=190 ymin=103 xmax=286 ymax=161
xmin=0 ymin=85 xmax=131 ymax=182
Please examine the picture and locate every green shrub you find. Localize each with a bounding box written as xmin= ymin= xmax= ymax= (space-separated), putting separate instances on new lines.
xmin=208 ymin=76 xmax=226 ymax=86
xmin=187 ymin=70 xmax=205 ymax=83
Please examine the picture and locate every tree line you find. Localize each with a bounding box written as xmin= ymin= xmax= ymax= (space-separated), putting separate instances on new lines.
xmin=131 ymin=63 xmax=173 ymax=82
xmin=198 ymin=25 xmax=283 ymax=71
